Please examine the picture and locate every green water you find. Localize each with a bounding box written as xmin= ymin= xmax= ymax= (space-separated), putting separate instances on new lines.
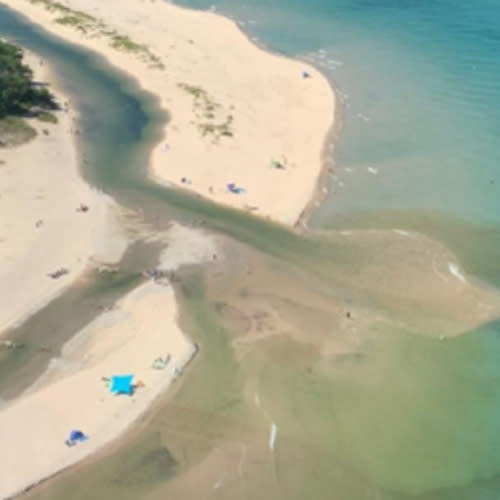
xmin=1 ymin=4 xmax=500 ymax=500
xmin=23 ymin=265 xmax=500 ymax=500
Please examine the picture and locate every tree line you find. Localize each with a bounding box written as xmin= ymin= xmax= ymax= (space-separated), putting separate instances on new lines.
xmin=0 ymin=40 xmax=56 ymax=118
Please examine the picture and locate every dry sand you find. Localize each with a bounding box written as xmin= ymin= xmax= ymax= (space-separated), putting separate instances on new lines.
xmin=0 ymin=41 xmax=218 ymax=497
xmin=0 ymin=0 xmax=337 ymax=495
xmin=0 ymin=223 xmax=216 ymax=500
xmin=1 ymin=0 xmax=336 ymax=225
xmin=0 ymin=52 xmax=127 ymax=335
xmin=0 ymin=281 xmax=195 ymax=500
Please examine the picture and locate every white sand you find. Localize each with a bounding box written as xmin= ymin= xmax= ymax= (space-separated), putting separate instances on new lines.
xmin=0 ymin=25 xmax=223 ymax=496
xmin=0 ymin=0 xmax=337 ymax=494
xmin=0 ymin=281 xmax=195 ymax=500
xmin=2 ymin=0 xmax=335 ymax=225
xmin=0 ymin=221 xmax=215 ymax=499
xmin=0 ymin=52 xmax=127 ymax=335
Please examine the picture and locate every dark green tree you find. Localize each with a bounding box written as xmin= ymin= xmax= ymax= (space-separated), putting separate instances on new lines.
xmin=0 ymin=40 xmax=56 ymax=118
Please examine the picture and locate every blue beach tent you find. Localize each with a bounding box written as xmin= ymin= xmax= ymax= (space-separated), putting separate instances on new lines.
xmin=65 ymin=429 xmax=88 ymax=447
xmin=110 ymin=374 xmax=134 ymax=395
xmin=226 ymin=182 xmax=246 ymax=194
xmin=69 ymin=430 xmax=88 ymax=442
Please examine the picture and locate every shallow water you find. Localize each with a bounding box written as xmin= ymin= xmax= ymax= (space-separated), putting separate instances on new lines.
xmin=178 ymin=0 xmax=500 ymax=287
xmin=179 ymin=0 xmax=500 ymax=223
xmin=0 ymin=240 xmax=162 ymax=399
xmin=1 ymin=2 xmax=500 ymax=500
xmin=20 ymin=250 xmax=500 ymax=500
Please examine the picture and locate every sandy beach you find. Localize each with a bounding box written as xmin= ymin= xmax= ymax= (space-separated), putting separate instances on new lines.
xmin=0 ymin=217 xmax=216 ymax=500
xmin=0 ymin=281 xmax=196 ymax=500
xmin=0 ymin=0 xmax=335 ymax=225
xmin=0 ymin=0 xmax=336 ymax=496
xmin=0 ymin=38 xmax=219 ymax=497
xmin=0 ymin=51 xmax=126 ymax=335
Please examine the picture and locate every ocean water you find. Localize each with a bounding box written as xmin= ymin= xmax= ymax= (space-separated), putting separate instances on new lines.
xmin=178 ymin=0 xmax=500 ymax=226
xmin=164 ymin=1 xmax=500 ymax=497
xmin=2 ymin=2 xmax=500 ymax=500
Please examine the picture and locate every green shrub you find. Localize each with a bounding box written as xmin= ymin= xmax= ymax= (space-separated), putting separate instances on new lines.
xmin=37 ymin=110 xmax=58 ymax=123
xmin=0 ymin=117 xmax=37 ymax=147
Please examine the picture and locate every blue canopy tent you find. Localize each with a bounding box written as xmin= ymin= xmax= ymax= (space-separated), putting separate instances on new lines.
xmin=65 ymin=429 xmax=88 ymax=447
xmin=110 ymin=374 xmax=134 ymax=395
xmin=227 ymin=182 xmax=246 ymax=194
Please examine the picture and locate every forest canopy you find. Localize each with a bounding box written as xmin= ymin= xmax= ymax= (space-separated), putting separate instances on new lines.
xmin=0 ymin=40 xmax=56 ymax=118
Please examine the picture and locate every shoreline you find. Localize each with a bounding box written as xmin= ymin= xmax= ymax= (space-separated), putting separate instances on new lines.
xmin=297 ymin=87 xmax=344 ymax=230
xmin=210 ymin=6 xmax=342 ymax=231
xmin=0 ymin=223 xmax=217 ymax=500
xmin=0 ymin=49 xmax=127 ymax=336
xmin=0 ymin=1 xmax=337 ymax=497
xmin=14 ymin=343 xmax=199 ymax=500
xmin=0 ymin=37 xmax=214 ymax=498
xmin=0 ymin=282 xmax=197 ymax=500
xmin=0 ymin=0 xmax=336 ymax=227
xmin=160 ymin=1 xmax=338 ymax=229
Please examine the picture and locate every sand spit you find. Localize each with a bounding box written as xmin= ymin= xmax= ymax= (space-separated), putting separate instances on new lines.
xmin=0 ymin=281 xmax=195 ymax=500
xmin=1 ymin=0 xmax=335 ymax=225
xmin=0 ymin=222 xmax=215 ymax=500
xmin=0 ymin=37 xmax=222 ymax=498
xmin=0 ymin=11 xmax=227 ymax=492
xmin=0 ymin=51 xmax=127 ymax=335
xmin=0 ymin=0 xmax=337 ymax=494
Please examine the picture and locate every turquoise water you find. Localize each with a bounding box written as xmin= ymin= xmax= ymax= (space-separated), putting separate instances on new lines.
xmin=170 ymin=1 xmax=500 ymax=497
xmin=178 ymin=0 xmax=500 ymax=224
xmin=2 ymin=2 xmax=500 ymax=500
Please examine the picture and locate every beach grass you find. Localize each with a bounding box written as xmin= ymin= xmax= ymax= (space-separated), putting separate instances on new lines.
xmin=198 ymin=116 xmax=233 ymax=138
xmin=36 ymin=110 xmax=58 ymax=123
xmin=110 ymin=34 xmax=146 ymax=52
xmin=27 ymin=0 xmax=164 ymax=69
xmin=109 ymin=34 xmax=164 ymax=68
xmin=178 ymin=83 xmax=207 ymax=100
xmin=55 ymin=15 xmax=91 ymax=34
xmin=178 ymin=83 xmax=234 ymax=141
xmin=0 ymin=117 xmax=37 ymax=147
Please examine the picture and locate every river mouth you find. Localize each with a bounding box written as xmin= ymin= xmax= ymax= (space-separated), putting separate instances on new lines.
xmin=2 ymin=4 xmax=500 ymax=500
